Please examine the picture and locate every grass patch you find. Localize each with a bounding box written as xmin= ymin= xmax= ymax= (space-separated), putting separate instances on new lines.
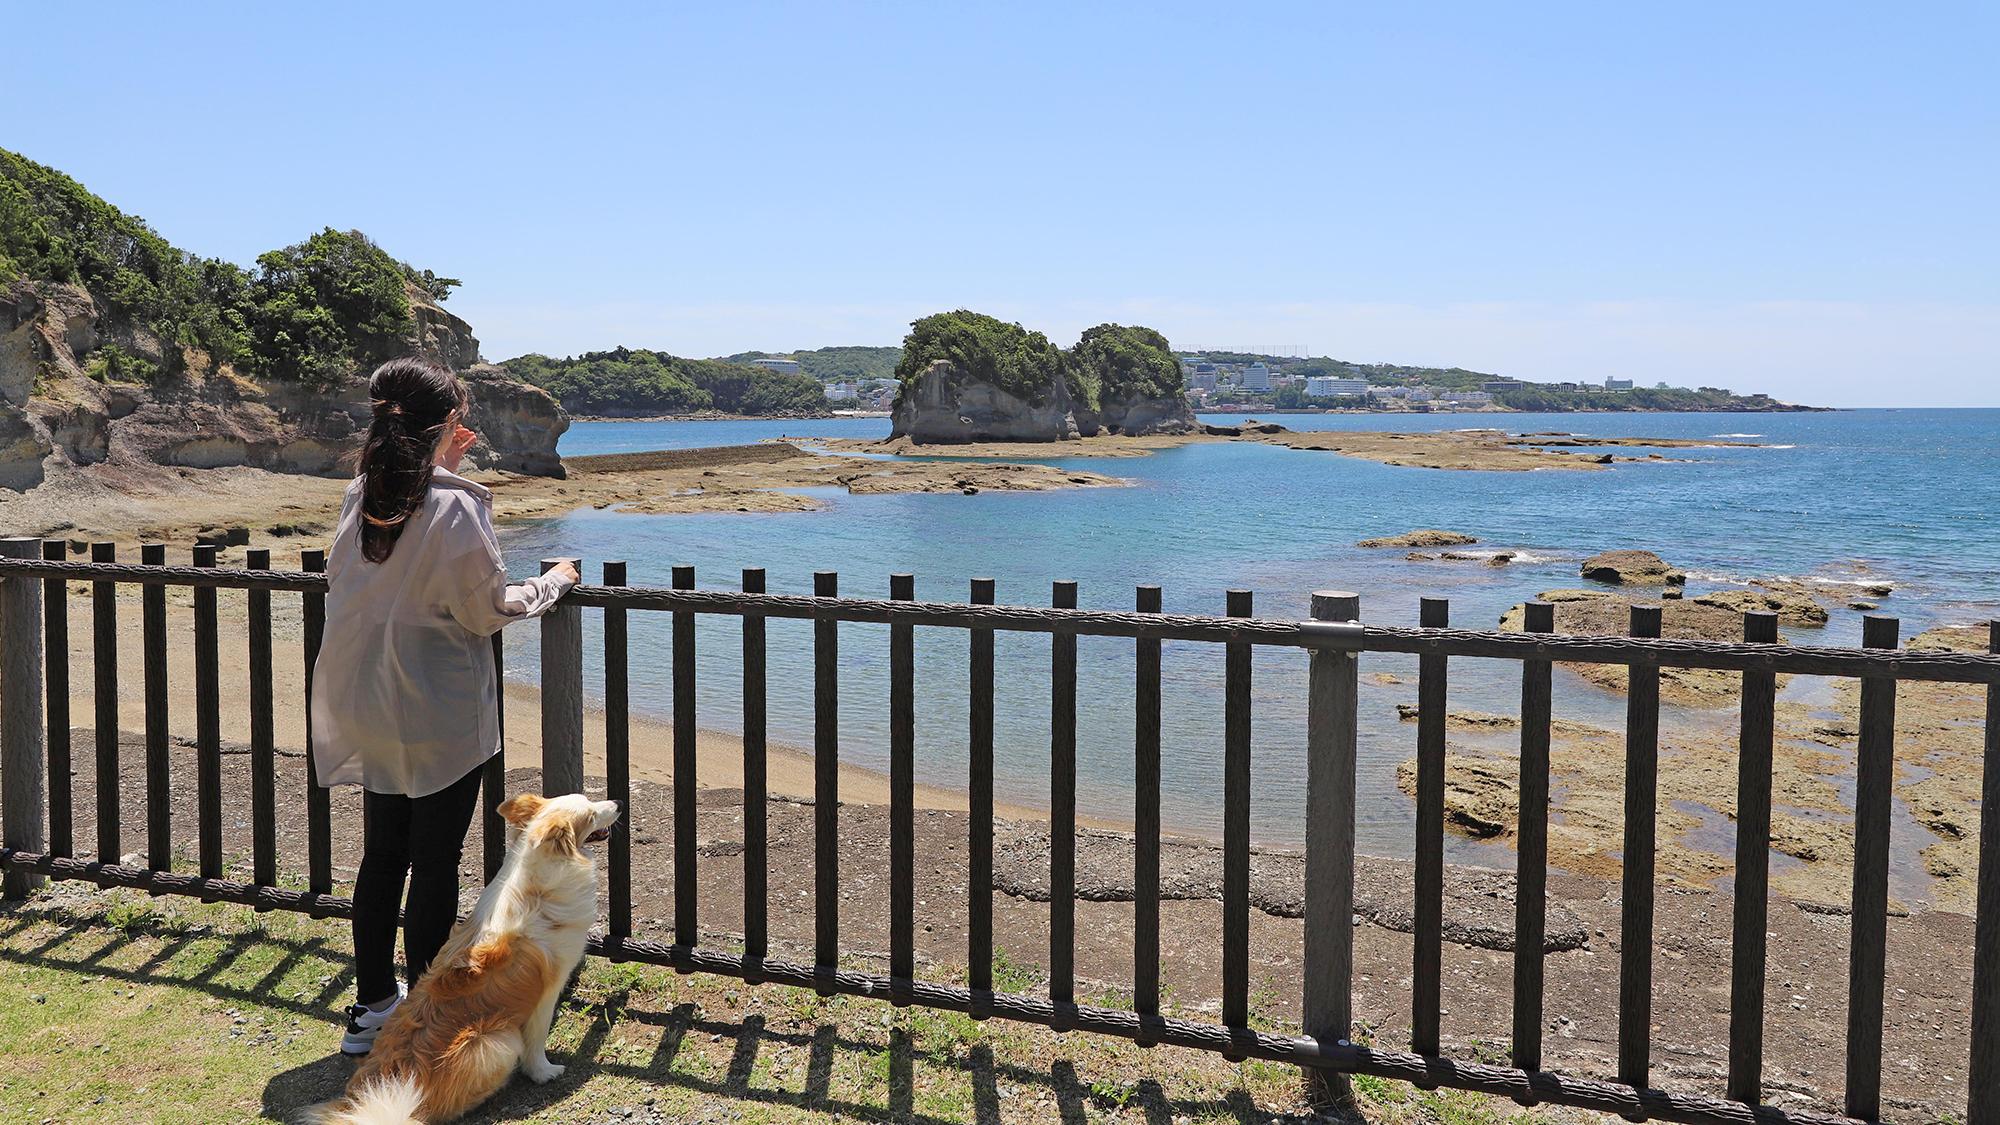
xmin=1 ymin=883 xmax=1589 ymax=1123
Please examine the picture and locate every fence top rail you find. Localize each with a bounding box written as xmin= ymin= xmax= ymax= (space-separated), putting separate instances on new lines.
xmin=3 ymin=554 xmax=1996 ymax=684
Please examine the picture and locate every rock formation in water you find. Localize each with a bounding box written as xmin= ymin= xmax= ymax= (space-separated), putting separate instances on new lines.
xmin=1358 ymin=529 xmax=1478 ymax=548
xmin=1579 ymin=548 xmax=1685 ymax=586
xmin=888 ymin=312 xmax=1196 ymax=444
xmin=892 ymin=358 xmax=1088 ymax=443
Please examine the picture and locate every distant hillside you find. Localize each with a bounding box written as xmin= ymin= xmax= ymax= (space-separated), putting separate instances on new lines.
xmin=722 ymin=345 xmax=901 ymax=384
xmin=1181 ymin=350 xmax=1818 ymax=411
xmin=505 ymin=347 xmax=829 ymax=417
xmin=0 ymin=148 xmax=563 ymax=488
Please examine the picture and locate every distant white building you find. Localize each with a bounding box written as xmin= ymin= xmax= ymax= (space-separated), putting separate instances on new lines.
xmin=1604 ymin=376 xmax=1634 ymax=391
xmin=825 ymin=381 xmax=860 ymax=401
xmin=1305 ymin=377 xmax=1370 ymax=397
xmin=1187 ymin=371 xmax=1219 ymax=392
xmin=1439 ymin=391 xmax=1493 ymax=406
xmin=751 ymin=357 xmax=804 ymax=376
xmin=1240 ymin=363 xmax=1273 ymax=391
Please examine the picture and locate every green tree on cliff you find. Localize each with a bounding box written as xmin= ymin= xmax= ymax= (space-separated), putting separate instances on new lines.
xmin=1068 ymin=323 xmax=1181 ymax=406
xmin=2 ymin=148 xmax=469 ymax=389
xmin=247 ymin=229 xmax=419 ymax=389
xmin=893 ymin=310 xmax=1090 ymax=410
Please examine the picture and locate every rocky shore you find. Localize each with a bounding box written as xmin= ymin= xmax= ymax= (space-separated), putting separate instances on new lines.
xmin=823 ymin=424 xmax=1766 ymax=472
xmin=1377 ymin=545 xmax=1991 ymax=919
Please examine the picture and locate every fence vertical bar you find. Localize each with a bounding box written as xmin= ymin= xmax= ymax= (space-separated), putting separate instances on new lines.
xmin=1968 ymin=620 xmax=2000 ymax=1124
xmin=1304 ymin=590 xmax=1360 ymax=1108
xmin=246 ymin=548 xmax=276 ymax=896
xmin=1 ymin=537 xmax=46 ymax=900
xmin=540 ymin=557 xmax=585 ymax=798
xmin=1513 ymin=600 xmax=1555 ymax=1082
xmin=142 ymin=543 xmax=170 ymax=873
xmin=90 ymin=542 xmax=120 ymax=865
xmin=1413 ymin=595 xmax=1449 ymax=1059
xmin=672 ymin=563 xmax=698 ymax=953
xmin=1727 ymin=610 xmax=1780 ymax=1103
xmin=813 ymin=570 xmax=839 ymax=993
xmin=483 ymin=633 xmax=506 ymax=883
xmin=1618 ymin=604 xmax=1663 ymax=1094
xmin=1051 ymin=579 xmax=1078 ymax=1018
xmin=193 ymin=543 xmax=222 ymax=889
xmin=41 ymin=540 xmax=70 ymax=860
xmin=1134 ymin=585 xmax=1163 ymax=1043
xmin=968 ymin=577 xmax=995 ymax=1015
xmin=889 ymin=573 xmax=916 ymax=1005
xmin=1223 ymin=588 xmax=1253 ymax=1039
xmin=1845 ymin=614 xmax=1899 ymax=1122
xmin=300 ymin=548 xmax=332 ymax=900
xmin=741 ymin=567 xmax=767 ymax=971
xmin=604 ymin=561 xmax=631 ymax=944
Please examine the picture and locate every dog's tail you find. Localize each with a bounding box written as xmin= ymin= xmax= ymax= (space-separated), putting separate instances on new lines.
xmin=297 ymin=1074 xmax=425 ymax=1125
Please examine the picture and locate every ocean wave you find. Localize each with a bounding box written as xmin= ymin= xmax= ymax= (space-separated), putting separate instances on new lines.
xmin=1764 ymin=444 xmax=1796 ymax=449
xmin=1713 ymin=432 xmax=1764 ymax=438
xmin=1680 ymin=570 xmax=1897 ymax=593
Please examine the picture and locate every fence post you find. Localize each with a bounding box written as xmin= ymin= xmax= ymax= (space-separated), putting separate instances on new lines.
xmin=540 ymin=557 xmax=584 ymax=797
xmin=1970 ymin=619 xmax=2000 ymax=1125
xmin=1303 ymin=590 xmax=1359 ymax=1109
xmin=1 ymin=536 xmax=47 ymax=899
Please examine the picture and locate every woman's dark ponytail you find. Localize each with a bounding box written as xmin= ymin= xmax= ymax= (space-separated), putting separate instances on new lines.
xmin=354 ymin=357 xmax=469 ymax=563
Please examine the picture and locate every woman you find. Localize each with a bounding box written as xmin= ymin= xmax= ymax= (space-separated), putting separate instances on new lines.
xmin=310 ymin=356 xmax=580 ymax=1055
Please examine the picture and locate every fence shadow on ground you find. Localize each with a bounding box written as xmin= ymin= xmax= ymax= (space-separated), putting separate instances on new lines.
xmin=2 ymin=904 xmax=1314 ymax=1124
xmin=258 ymin=995 xmax=1288 ymax=1124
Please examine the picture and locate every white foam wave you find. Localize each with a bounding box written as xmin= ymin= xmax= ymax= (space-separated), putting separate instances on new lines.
xmin=1713 ymin=432 xmax=1763 ymax=438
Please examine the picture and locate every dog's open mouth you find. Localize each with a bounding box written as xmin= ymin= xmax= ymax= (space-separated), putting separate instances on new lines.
xmin=583 ymin=827 xmax=612 ymax=844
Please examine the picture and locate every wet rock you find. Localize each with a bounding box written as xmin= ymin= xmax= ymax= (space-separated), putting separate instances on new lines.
xmin=1579 ymin=548 xmax=1684 ymax=586
xmin=1358 ymin=529 xmax=1478 ymax=549
xmin=1694 ymin=587 xmax=1830 ymax=627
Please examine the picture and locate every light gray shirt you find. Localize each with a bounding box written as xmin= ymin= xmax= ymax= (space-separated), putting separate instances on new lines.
xmin=310 ymin=468 xmax=575 ymax=797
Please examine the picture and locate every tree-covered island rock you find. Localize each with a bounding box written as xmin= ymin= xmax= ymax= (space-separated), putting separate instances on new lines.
xmin=889 ymin=311 xmax=1196 ymax=443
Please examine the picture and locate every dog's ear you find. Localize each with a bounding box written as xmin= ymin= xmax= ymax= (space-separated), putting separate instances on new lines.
xmin=498 ymin=793 xmax=546 ymax=829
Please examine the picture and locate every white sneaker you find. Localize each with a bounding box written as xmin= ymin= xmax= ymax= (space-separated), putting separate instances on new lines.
xmin=340 ymin=983 xmax=406 ymax=1055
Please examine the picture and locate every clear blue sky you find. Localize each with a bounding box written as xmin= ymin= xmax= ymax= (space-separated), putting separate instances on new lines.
xmin=9 ymin=2 xmax=1995 ymax=406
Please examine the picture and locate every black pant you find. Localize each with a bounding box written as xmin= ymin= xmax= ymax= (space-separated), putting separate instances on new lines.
xmin=352 ymin=762 xmax=485 ymax=1005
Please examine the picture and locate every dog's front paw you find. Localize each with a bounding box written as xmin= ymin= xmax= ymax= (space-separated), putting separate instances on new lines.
xmin=524 ymin=1058 xmax=566 ymax=1084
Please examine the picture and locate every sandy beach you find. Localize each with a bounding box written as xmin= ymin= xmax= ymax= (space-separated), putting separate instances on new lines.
xmin=42 ymin=588 xmax=1091 ymax=828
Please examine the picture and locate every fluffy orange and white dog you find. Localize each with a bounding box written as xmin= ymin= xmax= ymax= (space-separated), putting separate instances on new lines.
xmin=304 ymin=792 xmax=621 ymax=1125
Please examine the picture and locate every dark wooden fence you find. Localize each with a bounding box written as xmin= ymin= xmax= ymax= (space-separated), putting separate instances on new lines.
xmin=1 ymin=536 xmax=1998 ymax=1125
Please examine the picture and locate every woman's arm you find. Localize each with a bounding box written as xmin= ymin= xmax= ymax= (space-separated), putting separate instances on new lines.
xmin=443 ymin=502 xmax=581 ymax=636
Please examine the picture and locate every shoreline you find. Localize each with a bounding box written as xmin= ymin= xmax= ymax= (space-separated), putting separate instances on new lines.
xmin=52 ymin=589 xmax=1129 ymax=833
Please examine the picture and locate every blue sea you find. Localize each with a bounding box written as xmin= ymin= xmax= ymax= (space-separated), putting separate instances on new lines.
xmin=497 ymin=410 xmax=2000 ymax=859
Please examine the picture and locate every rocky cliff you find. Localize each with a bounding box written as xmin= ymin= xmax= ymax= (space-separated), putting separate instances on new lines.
xmin=891 ymin=359 xmax=1195 ymax=443
xmin=0 ymin=277 xmax=565 ymax=492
